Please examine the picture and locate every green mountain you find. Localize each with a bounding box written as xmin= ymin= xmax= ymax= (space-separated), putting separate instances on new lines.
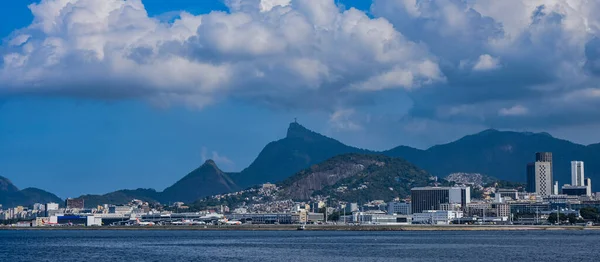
xmin=278 ymin=154 xmax=432 ymax=202
xmin=161 ymin=160 xmax=239 ymax=203
xmin=0 ymin=176 xmax=62 ymax=207
xmin=231 ymin=123 xmax=370 ymax=188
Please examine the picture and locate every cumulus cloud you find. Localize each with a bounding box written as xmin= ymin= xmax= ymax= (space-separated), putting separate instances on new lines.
xmin=3 ymin=0 xmax=600 ymax=135
xmin=0 ymin=0 xmax=441 ymax=110
xmin=473 ymin=54 xmax=501 ymax=71
xmin=201 ymin=147 xmax=234 ymax=169
xmin=328 ymin=108 xmax=363 ymax=131
xmin=371 ymin=0 xmax=600 ymax=129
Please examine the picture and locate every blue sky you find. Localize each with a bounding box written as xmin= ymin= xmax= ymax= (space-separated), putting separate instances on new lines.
xmin=2 ymin=0 xmax=600 ymax=197
xmin=0 ymin=0 xmax=377 ymax=197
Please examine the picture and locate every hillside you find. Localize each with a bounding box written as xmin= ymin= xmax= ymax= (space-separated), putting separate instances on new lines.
xmin=279 ymin=154 xmax=432 ymax=202
xmin=383 ymin=129 xmax=595 ymax=190
xmin=0 ymin=176 xmax=62 ymax=207
xmin=76 ymin=189 xmax=161 ymax=208
xmin=231 ymin=123 xmax=371 ymax=188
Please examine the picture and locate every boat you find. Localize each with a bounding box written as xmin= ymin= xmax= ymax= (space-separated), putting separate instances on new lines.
xmin=297 ymin=224 xmax=306 ymax=230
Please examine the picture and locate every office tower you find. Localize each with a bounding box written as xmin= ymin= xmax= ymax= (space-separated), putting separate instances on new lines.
xmin=571 ymin=161 xmax=584 ymax=186
xmin=533 ymin=152 xmax=553 ymax=197
xmin=535 ymin=162 xmax=553 ymax=196
xmin=536 ymin=152 xmax=553 ymax=162
xmin=553 ymin=181 xmax=559 ymax=195
xmin=526 ymin=163 xmax=536 ymax=193
xmin=411 ymin=187 xmax=470 ymax=214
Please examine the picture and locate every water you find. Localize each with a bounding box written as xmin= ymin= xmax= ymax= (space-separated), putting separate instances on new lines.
xmin=2 ymin=230 xmax=599 ymax=261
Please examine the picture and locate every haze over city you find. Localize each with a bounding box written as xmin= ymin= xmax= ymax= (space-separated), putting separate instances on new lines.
xmin=2 ymin=0 xmax=600 ymax=198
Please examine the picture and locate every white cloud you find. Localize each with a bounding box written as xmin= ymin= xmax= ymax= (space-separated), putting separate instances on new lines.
xmin=0 ymin=0 xmax=442 ymax=110
xmin=201 ymin=147 xmax=235 ymax=169
xmin=328 ymin=108 xmax=363 ymax=131
xmin=499 ymin=105 xmax=529 ymax=116
xmin=473 ymin=54 xmax=501 ymax=71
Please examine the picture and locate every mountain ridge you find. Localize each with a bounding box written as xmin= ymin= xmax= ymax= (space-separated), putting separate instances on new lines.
xmin=0 ymin=176 xmax=62 ymax=207
xmin=6 ymin=123 xmax=600 ymax=207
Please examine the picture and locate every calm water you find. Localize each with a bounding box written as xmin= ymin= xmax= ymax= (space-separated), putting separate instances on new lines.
xmin=2 ymin=230 xmax=599 ymax=261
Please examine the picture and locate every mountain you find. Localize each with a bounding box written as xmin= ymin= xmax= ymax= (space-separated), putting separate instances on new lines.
xmin=231 ymin=122 xmax=371 ymax=188
xmin=383 ymin=129 xmax=597 ymax=190
xmin=76 ymin=189 xmax=161 ymax=208
xmin=161 ymin=160 xmax=239 ymax=203
xmin=278 ymin=154 xmax=432 ymax=202
xmin=0 ymin=176 xmax=62 ymax=207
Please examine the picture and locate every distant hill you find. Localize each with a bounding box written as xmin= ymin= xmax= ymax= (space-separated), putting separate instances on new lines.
xmin=76 ymin=189 xmax=161 ymax=208
xmin=231 ymin=123 xmax=371 ymax=188
xmin=383 ymin=129 xmax=597 ymax=190
xmin=0 ymin=176 xmax=62 ymax=207
xmin=161 ymin=160 xmax=239 ymax=203
xmin=278 ymin=154 xmax=432 ymax=202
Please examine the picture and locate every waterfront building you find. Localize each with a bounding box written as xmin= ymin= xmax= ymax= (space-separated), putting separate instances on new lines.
xmin=411 ymin=187 xmax=470 ymax=214
xmin=571 ymin=161 xmax=585 ymax=186
xmin=109 ymin=205 xmax=133 ymax=215
xmin=349 ymin=211 xmax=411 ymax=225
xmin=510 ymin=203 xmax=551 ymax=215
xmin=412 ymin=210 xmax=463 ymax=225
xmin=387 ymin=202 xmax=411 ymax=215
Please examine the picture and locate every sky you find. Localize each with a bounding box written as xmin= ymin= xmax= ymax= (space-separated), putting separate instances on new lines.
xmin=2 ymin=0 xmax=600 ymax=198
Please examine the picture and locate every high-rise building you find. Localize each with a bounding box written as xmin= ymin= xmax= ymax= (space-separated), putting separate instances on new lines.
xmin=526 ymin=152 xmax=553 ymax=197
xmin=571 ymin=161 xmax=585 ymax=186
xmin=535 ymin=161 xmax=553 ymax=196
xmin=410 ymin=187 xmax=470 ymax=214
xmin=536 ymin=152 xmax=553 ymax=163
xmin=526 ymin=163 xmax=536 ymax=193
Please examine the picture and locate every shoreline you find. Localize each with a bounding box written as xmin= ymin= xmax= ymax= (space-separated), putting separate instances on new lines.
xmin=2 ymin=225 xmax=599 ymax=231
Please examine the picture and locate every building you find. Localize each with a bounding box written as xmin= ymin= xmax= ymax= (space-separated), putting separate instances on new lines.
xmin=45 ymin=203 xmax=59 ymax=211
xmin=536 ymin=158 xmax=553 ymax=196
xmin=536 ymin=152 xmax=553 ymax=163
xmin=411 ymin=187 xmax=470 ymax=214
xmin=347 ymin=211 xmax=411 ymax=225
xmin=412 ymin=210 xmax=463 ymax=225
xmin=571 ymin=161 xmax=585 ymax=186
xmin=526 ymin=163 xmax=536 ymax=193
xmin=562 ymin=185 xmax=588 ymax=196
xmin=109 ymin=206 xmax=133 ymax=215
xmin=528 ymin=152 xmax=554 ymax=196
xmin=387 ymin=202 xmax=411 ymax=215
xmin=65 ymin=198 xmax=84 ymax=209
xmin=585 ymin=178 xmax=592 ymax=197
xmin=496 ymin=189 xmax=519 ymax=200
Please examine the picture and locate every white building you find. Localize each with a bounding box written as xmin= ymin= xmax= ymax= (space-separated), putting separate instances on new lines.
xmin=45 ymin=203 xmax=59 ymax=211
xmin=571 ymin=161 xmax=585 ymax=186
xmin=387 ymin=202 xmax=411 ymax=215
xmin=412 ymin=210 xmax=463 ymax=225
xmin=348 ymin=211 xmax=411 ymax=225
